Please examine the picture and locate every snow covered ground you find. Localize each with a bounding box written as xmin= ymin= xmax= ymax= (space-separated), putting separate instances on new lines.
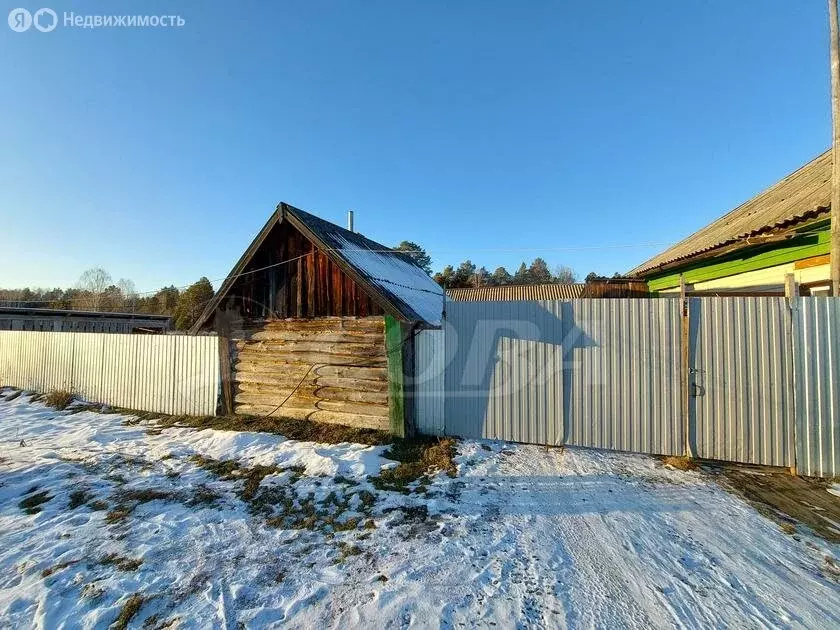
xmin=0 ymin=390 xmax=839 ymax=629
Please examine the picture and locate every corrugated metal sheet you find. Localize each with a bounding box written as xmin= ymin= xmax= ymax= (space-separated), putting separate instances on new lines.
xmin=795 ymin=298 xmax=840 ymax=477
xmin=416 ymin=297 xmax=838 ymax=477
xmin=631 ymin=151 xmax=830 ymax=276
xmin=440 ymin=300 xmax=680 ymax=452
xmin=562 ymin=299 xmax=683 ymax=455
xmin=689 ymin=298 xmax=795 ymax=467
xmin=0 ymin=331 xmax=219 ymax=416
xmin=446 ymin=284 xmax=585 ymax=302
xmin=414 ymin=329 xmax=445 ymax=436
xmin=443 ymin=301 xmax=565 ymax=443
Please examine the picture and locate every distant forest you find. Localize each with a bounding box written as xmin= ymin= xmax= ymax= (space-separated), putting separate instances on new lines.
xmin=1 ymin=243 xmax=598 ymax=327
xmin=0 ymin=267 xmax=214 ymax=331
xmin=395 ymin=241 xmax=578 ymax=289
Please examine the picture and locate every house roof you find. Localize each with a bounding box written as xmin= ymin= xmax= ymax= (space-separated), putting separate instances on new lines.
xmin=447 ymin=283 xmax=586 ymax=301
xmin=630 ymin=150 xmax=831 ymax=277
xmin=191 ymin=203 xmax=444 ymax=331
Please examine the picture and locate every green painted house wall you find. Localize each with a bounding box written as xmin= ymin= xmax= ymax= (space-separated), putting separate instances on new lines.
xmin=644 ymin=223 xmax=830 ymax=292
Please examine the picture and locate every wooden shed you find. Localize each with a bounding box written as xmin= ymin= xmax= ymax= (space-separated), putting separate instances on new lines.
xmin=191 ymin=203 xmax=443 ymax=436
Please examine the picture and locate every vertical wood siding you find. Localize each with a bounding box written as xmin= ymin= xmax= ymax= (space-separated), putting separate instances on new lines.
xmin=224 ymin=221 xmax=384 ymax=320
xmin=0 ymin=331 xmax=219 ymax=416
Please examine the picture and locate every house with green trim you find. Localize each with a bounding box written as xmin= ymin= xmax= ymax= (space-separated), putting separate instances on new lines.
xmin=629 ymin=151 xmax=832 ymax=295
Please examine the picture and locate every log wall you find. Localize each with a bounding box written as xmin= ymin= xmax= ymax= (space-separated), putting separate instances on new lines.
xmin=230 ymin=317 xmax=390 ymax=430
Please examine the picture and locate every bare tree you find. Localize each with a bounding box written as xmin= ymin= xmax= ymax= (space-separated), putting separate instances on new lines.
xmin=117 ymin=278 xmax=137 ymax=311
xmin=553 ymin=265 xmax=577 ymax=284
xmin=77 ymin=267 xmax=112 ymax=311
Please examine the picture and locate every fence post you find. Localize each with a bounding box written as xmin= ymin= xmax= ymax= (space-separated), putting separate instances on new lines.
xmin=214 ymin=310 xmax=234 ymax=416
xmin=680 ymin=275 xmax=694 ymax=458
xmin=785 ymin=273 xmax=799 ymax=476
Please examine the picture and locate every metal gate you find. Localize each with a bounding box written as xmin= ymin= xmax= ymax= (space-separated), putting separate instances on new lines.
xmin=688 ymin=297 xmax=795 ymax=468
xmin=416 ymin=296 xmax=840 ymax=477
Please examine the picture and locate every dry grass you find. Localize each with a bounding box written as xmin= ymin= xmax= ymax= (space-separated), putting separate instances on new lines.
xmin=44 ymin=389 xmax=74 ymax=411
xmin=68 ymin=489 xmax=92 ymax=510
xmin=19 ymin=490 xmax=52 ymax=514
xmin=105 ymin=488 xmax=178 ymax=524
xmin=147 ymin=413 xmax=392 ymax=446
xmin=662 ymin=456 xmax=699 ymax=471
xmin=100 ymin=553 xmax=143 ymax=571
xmin=116 ymin=488 xmax=175 ymax=504
xmin=105 ymin=505 xmax=133 ymax=524
xmin=41 ymin=560 xmax=77 ymax=578
xmin=372 ymin=438 xmax=457 ymax=492
xmin=111 ymin=593 xmax=144 ymax=630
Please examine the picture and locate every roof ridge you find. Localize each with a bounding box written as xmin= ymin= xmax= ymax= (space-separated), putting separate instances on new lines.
xmin=630 ymin=149 xmax=831 ymax=276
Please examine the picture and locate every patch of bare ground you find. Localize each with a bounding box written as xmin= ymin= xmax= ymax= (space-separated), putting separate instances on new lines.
xmin=372 ymin=438 xmax=457 ymax=492
xmin=44 ymin=389 xmax=74 ymax=411
xmin=714 ymin=464 xmax=840 ymax=543
xmin=99 ymin=553 xmax=143 ymax=571
xmin=661 ymin=456 xmax=699 ymax=471
xmin=110 ymin=593 xmax=144 ymax=629
xmin=126 ymin=410 xmax=392 ymax=446
xmin=19 ymin=488 xmax=52 ymax=515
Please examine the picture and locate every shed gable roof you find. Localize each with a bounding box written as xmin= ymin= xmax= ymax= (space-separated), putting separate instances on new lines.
xmin=191 ymin=203 xmax=443 ymax=331
xmin=630 ymin=150 xmax=831 ymax=276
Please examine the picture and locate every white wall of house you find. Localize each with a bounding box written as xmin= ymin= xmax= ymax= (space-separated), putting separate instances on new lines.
xmin=659 ymin=262 xmax=830 ymax=295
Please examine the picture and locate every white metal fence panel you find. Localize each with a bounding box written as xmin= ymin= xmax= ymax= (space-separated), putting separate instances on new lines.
xmin=563 ymin=299 xmax=683 ymax=456
xmin=443 ymin=301 xmax=565 ymax=443
xmin=795 ymin=298 xmax=840 ymax=478
xmin=689 ymin=298 xmax=794 ymax=468
xmin=420 ymin=296 xmax=838 ymax=476
xmin=414 ymin=328 xmax=445 ymax=435
xmin=0 ymin=331 xmax=219 ymax=416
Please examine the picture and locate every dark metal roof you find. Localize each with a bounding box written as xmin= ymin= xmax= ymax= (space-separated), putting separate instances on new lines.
xmin=630 ymin=150 xmax=831 ymax=276
xmin=447 ymin=284 xmax=586 ymax=301
xmin=191 ymin=203 xmax=444 ymax=331
xmin=0 ymin=306 xmax=170 ymax=321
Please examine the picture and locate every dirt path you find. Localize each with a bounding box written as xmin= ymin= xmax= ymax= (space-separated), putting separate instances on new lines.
xmin=307 ymin=442 xmax=840 ymax=628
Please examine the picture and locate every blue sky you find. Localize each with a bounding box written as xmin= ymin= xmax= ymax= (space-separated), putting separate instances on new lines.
xmin=0 ymin=1 xmax=832 ymax=292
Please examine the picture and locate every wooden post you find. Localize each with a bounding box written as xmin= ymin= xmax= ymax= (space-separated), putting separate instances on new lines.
xmin=830 ymin=0 xmax=840 ymax=295
xmin=680 ymin=275 xmax=694 ymax=458
xmin=215 ymin=310 xmax=234 ymax=416
xmin=384 ymin=315 xmax=406 ymax=438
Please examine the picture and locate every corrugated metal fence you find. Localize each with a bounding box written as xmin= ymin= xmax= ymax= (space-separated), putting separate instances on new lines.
xmin=0 ymin=331 xmax=219 ymax=415
xmin=794 ymin=298 xmax=840 ymax=477
xmin=415 ymin=296 xmax=840 ymax=478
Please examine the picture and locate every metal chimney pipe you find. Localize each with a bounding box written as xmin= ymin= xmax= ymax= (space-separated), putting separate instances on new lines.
xmin=347 ymin=210 xmax=354 ymax=232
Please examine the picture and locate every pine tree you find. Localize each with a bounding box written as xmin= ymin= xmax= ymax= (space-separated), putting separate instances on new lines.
xmin=513 ymin=262 xmax=530 ymax=285
xmin=452 ymin=260 xmax=477 ymax=288
xmin=395 ymin=241 xmax=432 ymax=274
xmin=471 ymin=266 xmax=491 ymax=287
xmin=491 ymin=267 xmax=512 ymax=286
xmin=528 ymin=258 xmax=552 ymax=284
xmin=173 ymin=278 xmax=214 ymax=331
